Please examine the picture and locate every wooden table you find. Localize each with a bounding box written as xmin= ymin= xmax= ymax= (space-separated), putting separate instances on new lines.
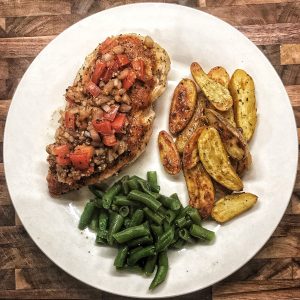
xmin=0 ymin=0 xmax=299 ymax=299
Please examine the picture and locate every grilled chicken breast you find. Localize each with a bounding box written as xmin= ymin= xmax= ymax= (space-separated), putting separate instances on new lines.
xmin=46 ymin=34 xmax=170 ymax=195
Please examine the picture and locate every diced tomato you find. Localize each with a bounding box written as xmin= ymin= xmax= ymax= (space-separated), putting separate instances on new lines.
xmin=91 ymin=61 xmax=106 ymax=84
xmin=53 ymin=144 xmax=70 ymax=166
xmin=122 ymin=70 xmax=136 ymax=90
xmin=69 ymin=153 xmax=90 ymax=170
xmin=103 ymin=105 xmax=119 ymax=121
xmin=103 ymin=134 xmax=118 ymax=147
xmin=116 ymin=54 xmax=130 ymax=67
xmin=65 ymin=111 xmax=75 ymax=130
xmin=86 ymin=81 xmax=101 ymax=97
xmin=111 ymin=113 xmax=127 ymax=132
xmin=132 ymin=59 xmax=145 ymax=81
xmin=106 ymin=59 xmax=119 ymax=72
xmin=70 ymin=145 xmax=94 ymax=170
xmin=74 ymin=145 xmax=94 ymax=158
xmin=99 ymin=37 xmax=118 ymax=54
xmin=102 ymin=68 xmax=113 ymax=83
xmin=92 ymin=120 xmax=113 ymax=135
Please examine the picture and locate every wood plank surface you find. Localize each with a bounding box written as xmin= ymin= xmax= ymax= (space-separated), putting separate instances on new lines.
xmin=0 ymin=1 xmax=299 ymax=299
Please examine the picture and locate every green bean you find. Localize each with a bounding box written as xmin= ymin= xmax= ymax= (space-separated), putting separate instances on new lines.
xmin=144 ymin=254 xmax=157 ymax=276
xmin=149 ymin=251 xmax=168 ymax=290
xmin=124 ymin=217 xmax=131 ymax=228
xmin=120 ymin=175 xmax=130 ymax=195
xmin=163 ymin=220 xmax=171 ymax=231
xmin=127 ymin=235 xmax=153 ymax=248
xmin=88 ymin=185 xmax=104 ymax=198
xmin=171 ymin=238 xmax=186 ymax=250
xmin=107 ymin=213 xmax=124 ymax=246
xmin=150 ymin=224 xmax=163 ymax=240
xmin=176 ymin=205 xmax=193 ymax=219
xmin=102 ymin=182 xmax=122 ymax=209
xmin=129 ymin=209 xmax=144 ymax=227
xmin=119 ymin=206 xmax=130 ymax=218
xmin=88 ymin=211 xmax=99 ymax=231
xmin=127 ymin=245 xmax=156 ymax=266
xmin=159 ymin=195 xmax=181 ymax=211
xmin=179 ymin=228 xmax=195 ymax=244
xmin=175 ymin=216 xmax=192 ymax=228
xmin=114 ymin=246 xmax=128 ymax=268
xmin=92 ymin=197 xmax=103 ymax=208
xmin=111 ymin=204 xmax=119 ymax=212
xmin=95 ymin=233 xmax=107 ymax=244
xmin=187 ymin=207 xmax=202 ymax=225
xmin=155 ymin=227 xmax=175 ymax=252
xmin=98 ymin=210 xmax=109 ymax=238
xmin=113 ymin=224 xmax=150 ymax=244
xmin=158 ymin=206 xmax=168 ymax=216
xmin=189 ymin=224 xmax=215 ymax=241
xmin=143 ymin=207 xmax=164 ymax=225
xmin=147 ymin=171 xmax=160 ymax=193
xmin=165 ymin=210 xmax=176 ymax=224
xmin=78 ymin=202 xmax=96 ymax=230
xmin=137 ymin=179 xmax=160 ymax=199
xmin=128 ymin=190 xmax=162 ymax=211
xmin=127 ymin=178 xmax=139 ymax=191
xmin=113 ymin=196 xmax=136 ymax=206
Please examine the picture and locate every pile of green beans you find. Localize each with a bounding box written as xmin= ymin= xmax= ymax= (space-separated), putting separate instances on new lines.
xmin=78 ymin=171 xmax=215 ymax=290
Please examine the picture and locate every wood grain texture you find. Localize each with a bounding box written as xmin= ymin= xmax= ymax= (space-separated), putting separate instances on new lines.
xmin=281 ymin=44 xmax=300 ymax=65
xmin=0 ymin=0 xmax=299 ymax=299
xmin=0 ymin=36 xmax=55 ymax=58
xmin=0 ymin=0 xmax=71 ymax=17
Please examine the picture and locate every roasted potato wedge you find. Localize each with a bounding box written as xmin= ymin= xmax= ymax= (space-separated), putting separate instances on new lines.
xmin=158 ymin=130 xmax=181 ymax=175
xmin=208 ymin=66 xmax=230 ymax=88
xmin=207 ymin=67 xmax=235 ymax=126
xmin=182 ymin=126 xmax=205 ymax=169
xmin=211 ymin=193 xmax=258 ymax=223
xmin=198 ymin=127 xmax=243 ymax=191
xmin=169 ymin=79 xmax=197 ymax=135
xmin=191 ymin=62 xmax=233 ymax=111
xmin=175 ymin=94 xmax=206 ymax=154
xmin=229 ymin=69 xmax=257 ymax=141
xmin=205 ymin=108 xmax=252 ymax=170
xmin=183 ymin=163 xmax=215 ymax=218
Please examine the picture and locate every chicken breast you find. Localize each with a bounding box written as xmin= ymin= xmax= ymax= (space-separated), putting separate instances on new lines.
xmin=46 ymin=34 xmax=170 ymax=195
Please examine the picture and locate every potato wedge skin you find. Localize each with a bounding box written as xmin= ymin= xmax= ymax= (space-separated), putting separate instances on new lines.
xmin=169 ymin=79 xmax=197 ymax=135
xmin=183 ymin=163 xmax=215 ymax=218
xmin=208 ymin=66 xmax=230 ymax=88
xmin=205 ymin=108 xmax=252 ymax=170
xmin=229 ymin=69 xmax=257 ymax=141
xmin=175 ymin=94 xmax=206 ymax=154
xmin=182 ymin=126 xmax=205 ymax=169
xmin=191 ymin=62 xmax=233 ymax=111
xmin=198 ymin=127 xmax=243 ymax=191
xmin=211 ymin=193 xmax=257 ymax=223
xmin=158 ymin=130 xmax=181 ymax=175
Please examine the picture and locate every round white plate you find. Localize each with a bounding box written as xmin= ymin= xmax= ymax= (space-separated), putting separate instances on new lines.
xmin=4 ymin=3 xmax=298 ymax=298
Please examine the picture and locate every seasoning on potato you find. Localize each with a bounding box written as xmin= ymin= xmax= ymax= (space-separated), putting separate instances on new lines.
xmin=158 ymin=130 xmax=181 ymax=175
xmin=175 ymin=94 xmax=206 ymax=154
xmin=191 ymin=62 xmax=233 ymax=112
xmin=183 ymin=163 xmax=215 ymax=218
xmin=211 ymin=193 xmax=258 ymax=223
xmin=182 ymin=126 xmax=205 ymax=169
xmin=198 ymin=126 xmax=243 ymax=191
xmin=229 ymin=69 xmax=257 ymax=141
xmin=207 ymin=66 xmax=236 ymax=127
xmin=208 ymin=66 xmax=230 ymax=88
xmin=169 ymin=79 xmax=197 ymax=135
xmin=205 ymin=108 xmax=252 ymax=167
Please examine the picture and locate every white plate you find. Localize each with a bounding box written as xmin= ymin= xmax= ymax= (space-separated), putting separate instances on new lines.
xmin=4 ymin=3 xmax=298 ymax=298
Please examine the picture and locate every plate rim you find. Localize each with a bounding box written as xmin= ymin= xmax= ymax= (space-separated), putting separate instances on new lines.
xmin=3 ymin=3 xmax=298 ymax=298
